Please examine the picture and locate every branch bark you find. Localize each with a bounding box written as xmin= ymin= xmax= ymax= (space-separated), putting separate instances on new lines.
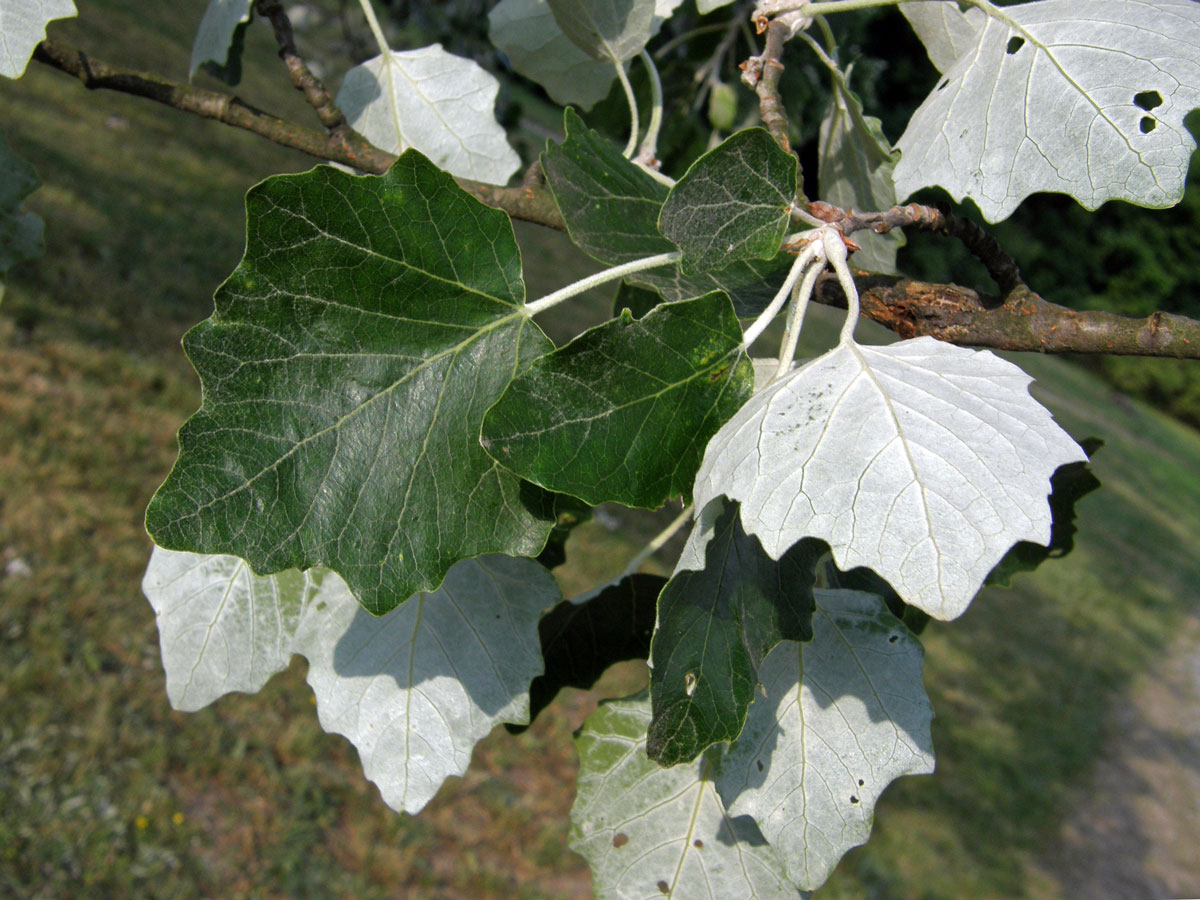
xmin=30 ymin=39 xmax=563 ymax=230
xmin=739 ymin=17 xmax=807 ymax=203
xmin=25 ymin=40 xmax=1200 ymax=360
xmin=254 ymin=0 xmax=348 ymax=133
xmin=818 ymin=275 xmax=1200 ymax=359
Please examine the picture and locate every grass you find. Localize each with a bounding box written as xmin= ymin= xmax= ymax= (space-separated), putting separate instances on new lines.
xmin=2 ymin=2 xmax=1199 ymax=898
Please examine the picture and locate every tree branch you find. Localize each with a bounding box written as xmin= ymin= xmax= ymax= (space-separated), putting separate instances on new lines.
xmin=810 ymin=201 xmax=1024 ymax=293
xmin=817 ymin=275 xmax=1200 ymax=359
xmin=24 ymin=40 xmax=1200 ymax=359
xmin=740 ymin=16 xmax=807 ymax=203
xmin=30 ymin=39 xmax=564 ymax=230
xmin=253 ymin=0 xmax=348 ymax=133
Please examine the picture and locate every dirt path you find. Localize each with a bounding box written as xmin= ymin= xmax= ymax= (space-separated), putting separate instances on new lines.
xmin=1031 ymin=613 xmax=1200 ymax=900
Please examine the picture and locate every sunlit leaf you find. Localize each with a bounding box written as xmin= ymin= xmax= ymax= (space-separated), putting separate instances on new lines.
xmin=0 ymin=0 xmax=76 ymax=79
xmin=337 ymin=45 xmax=520 ymax=185
xmin=894 ymin=0 xmax=1200 ymax=221
xmin=899 ymin=0 xmax=985 ymax=75
xmin=693 ymin=336 xmax=1086 ymax=620
xmin=143 ymin=547 xmax=559 ymax=814
xmin=718 ymin=589 xmax=935 ymax=891
xmin=571 ymin=693 xmax=809 ymax=900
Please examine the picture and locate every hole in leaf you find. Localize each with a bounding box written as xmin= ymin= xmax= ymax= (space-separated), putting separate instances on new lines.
xmin=850 ymin=795 xmax=860 ymax=804
xmin=935 ymin=77 xmax=949 ymax=93
xmin=1141 ymin=116 xmax=1157 ymax=133
xmin=858 ymin=779 xmax=865 ymax=786
xmin=756 ymin=760 xmax=765 ymax=772
xmin=1134 ymin=90 xmax=1163 ymax=111
xmin=888 ymin=634 xmax=899 ymax=643
xmin=612 ymin=833 xmax=629 ymax=848
xmin=1006 ymin=36 xmax=1025 ymax=54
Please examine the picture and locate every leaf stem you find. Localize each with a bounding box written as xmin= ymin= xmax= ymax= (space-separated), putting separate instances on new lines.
xmin=614 ymin=59 xmax=640 ymax=158
xmin=355 ymin=0 xmax=407 ymax=152
xmin=623 ymin=505 xmax=694 ymax=577
xmin=773 ymin=259 xmax=823 ymax=381
xmin=524 ymin=252 xmax=681 ymax=316
xmin=356 ymin=0 xmax=391 ymax=57
xmin=741 ymin=240 xmax=820 ymax=350
xmin=824 ymin=232 xmax=861 ymax=344
xmin=635 ymin=50 xmax=664 ymax=165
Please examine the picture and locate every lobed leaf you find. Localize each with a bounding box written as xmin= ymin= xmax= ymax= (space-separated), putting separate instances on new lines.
xmin=894 ymin=0 xmax=1200 ymax=222
xmin=482 ymin=292 xmax=754 ymax=508
xmin=693 ymin=336 xmax=1087 ymax=620
xmin=571 ymin=693 xmax=809 ymax=900
xmin=336 ymin=45 xmax=520 ymax=186
xmin=542 ymin=109 xmax=794 ymax=314
xmin=718 ymin=589 xmax=935 ymax=891
xmin=145 ymin=152 xmax=556 ymax=615
xmin=0 ymin=0 xmax=76 ymax=79
xmin=189 ymin=0 xmax=253 ymax=84
xmin=143 ymin=548 xmax=559 ymax=814
xmin=660 ymin=129 xmax=798 ymax=275
xmin=647 ymin=500 xmax=820 ymax=766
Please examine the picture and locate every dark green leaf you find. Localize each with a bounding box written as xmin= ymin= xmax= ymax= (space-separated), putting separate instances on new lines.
xmin=647 ymin=500 xmax=820 ymax=766
xmin=483 ymin=292 xmax=753 ymax=508
xmin=146 ymin=151 xmax=556 ymax=615
xmin=542 ymin=109 xmax=794 ymax=315
xmin=548 ymin=0 xmax=655 ymax=62
xmin=543 ymin=108 xmax=673 ymax=264
xmin=660 ymin=129 xmax=798 ymax=274
xmin=986 ymin=438 xmax=1103 ymax=588
xmin=512 ymin=572 xmax=666 ymax=733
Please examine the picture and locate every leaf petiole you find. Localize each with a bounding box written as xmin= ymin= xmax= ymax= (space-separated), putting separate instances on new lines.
xmin=614 ymin=58 xmax=640 ymax=158
xmin=772 ymin=256 xmax=823 ymax=381
xmin=636 ymin=50 xmax=664 ymax=166
xmin=356 ymin=0 xmax=391 ymax=58
xmin=523 ymin=251 xmax=682 ymax=316
xmin=740 ymin=233 xmax=822 ymax=350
